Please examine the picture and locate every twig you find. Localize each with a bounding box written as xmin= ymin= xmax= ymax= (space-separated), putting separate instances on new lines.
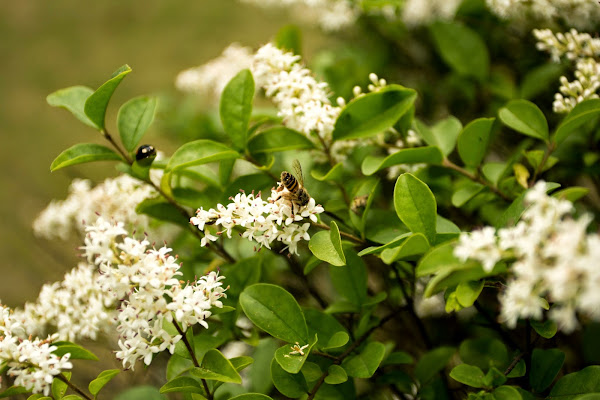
xmin=101 ymin=129 xmax=132 ymax=164
xmin=442 ymin=158 xmax=511 ymax=202
xmin=57 ymin=373 xmax=93 ymax=400
xmin=529 ymin=141 xmax=556 ymax=186
xmin=173 ymin=321 xmax=214 ymax=400
xmin=310 ymin=222 xmax=366 ymax=245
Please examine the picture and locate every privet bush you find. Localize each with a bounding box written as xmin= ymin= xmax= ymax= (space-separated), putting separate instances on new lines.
xmin=3 ymin=2 xmax=600 ymax=399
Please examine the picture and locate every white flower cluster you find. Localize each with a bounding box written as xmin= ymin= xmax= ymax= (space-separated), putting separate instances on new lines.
xmin=252 ymin=43 xmax=342 ymax=143
xmin=82 ymin=218 xmax=228 ymax=369
xmin=0 ymin=304 xmax=72 ymax=395
xmin=13 ymin=263 xmax=115 ymax=342
xmin=401 ymin=0 xmax=462 ymax=27
xmin=239 ymin=0 xmax=359 ymax=32
xmin=191 ymin=188 xmax=324 ymax=255
xmin=33 ymin=174 xmax=163 ymax=241
xmin=175 ymin=43 xmax=254 ymax=101
xmin=455 ymin=181 xmax=600 ymax=332
xmin=487 ymin=0 xmax=600 ymax=30
xmin=534 ymin=29 xmax=600 ymax=113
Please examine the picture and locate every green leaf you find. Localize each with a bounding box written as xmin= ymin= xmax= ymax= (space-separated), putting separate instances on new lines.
xmin=383 ymin=352 xmax=414 ymax=366
xmin=84 ymin=64 xmax=132 ymax=130
xmin=0 ymin=386 xmax=30 ymax=399
xmin=415 ymin=346 xmax=455 ymax=384
xmin=275 ymin=334 xmax=318 ymax=374
xmin=452 ymin=182 xmax=484 ymax=207
xmin=457 ymin=118 xmax=495 ymax=167
xmin=230 ymin=394 xmax=274 ymax=400
xmin=459 ymin=338 xmax=509 ymax=371
xmin=548 ymin=366 xmax=600 ymax=399
xmin=495 ymin=182 xmax=560 ymax=227
xmin=493 ymin=386 xmax=523 ymax=400
xmin=89 ymin=369 xmax=120 ymax=396
xmin=136 ymin=197 xmax=190 ymax=228
xmin=117 ymin=96 xmax=158 ymax=152
xmin=482 ymin=162 xmax=508 ymax=186
xmin=329 ymin=246 xmax=367 ymax=306
xmin=394 ymin=173 xmax=437 ymax=244
xmin=416 ymin=241 xmax=458 ymax=277
xmin=430 ymin=21 xmax=489 ymax=81
xmin=52 ymin=371 xmax=70 ymax=400
xmin=498 ymin=100 xmax=549 ymax=141
xmin=304 ymin=308 xmax=348 ymax=351
xmin=380 ymin=233 xmax=430 ymax=264
xmin=361 ymin=146 xmax=443 ymax=176
xmin=332 ymin=85 xmax=417 ymax=141
xmin=270 ymin=358 xmax=308 ymax=398
xmin=62 ymin=396 xmax=84 ymax=400
xmin=484 ymin=366 xmax=508 ymax=388
xmin=46 ymin=86 xmax=96 ymax=128
xmin=52 ymin=341 xmax=98 ymax=360
xmin=450 ymin=364 xmax=485 ymax=388
xmin=114 ymin=386 xmax=166 ymax=400
xmin=308 ymin=221 xmax=346 ymax=267
xmin=249 ymin=338 xmax=279 ymax=394
xmin=520 ymin=63 xmax=564 ymax=100
xmin=165 ymin=140 xmax=239 ymax=172
xmin=324 ymin=331 xmax=350 ymax=350
xmin=248 ymin=127 xmax=315 ymax=154
xmin=455 ymin=280 xmax=484 ymax=307
xmin=220 ymin=69 xmax=255 ymax=150
xmin=311 ymin=162 xmax=345 ymax=182
xmin=414 ymin=117 xmax=462 ymax=157
xmin=159 ymin=376 xmax=205 ymax=394
xmin=230 ymin=356 xmax=254 ymax=372
xmin=325 ymin=365 xmax=348 ymax=385
xmin=530 ymin=348 xmax=565 ymax=393
xmin=240 ymin=283 xmax=309 ymax=343
xmin=530 ymin=320 xmax=557 ymax=339
xmin=189 ymin=349 xmax=242 ymax=384
xmin=552 ymin=187 xmax=589 ymax=202
xmin=341 ymin=341 xmax=386 ymax=378
xmin=554 ymin=99 xmax=600 ymax=145
xmin=50 ymin=143 xmax=122 ymax=171
xmin=275 ymin=24 xmax=302 ymax=55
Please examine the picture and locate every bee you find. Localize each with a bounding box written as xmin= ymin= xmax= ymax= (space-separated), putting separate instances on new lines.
xmin=350 ymin=194 xmax=369 ymax=215
xmin=275 ymin=159 xmax=311 ymax=215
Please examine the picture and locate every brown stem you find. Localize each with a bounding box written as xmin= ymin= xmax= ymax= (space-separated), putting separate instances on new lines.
xmin=310 ymin=222 xmax=366 ymax=245
xmin=102 ymin=129 xmax=133 ymax=164
xmin=442 ymin=158 xmax=511 ymax=202
xmin=503 ymin=351 xmax=524 ymax=376
xmin=173 ymin=321 xmax=214 ymax=399
xmin=529 ymin=141 xmax=556 ymax=186
xmin=57 ymin=373 xmax=93 ymax=400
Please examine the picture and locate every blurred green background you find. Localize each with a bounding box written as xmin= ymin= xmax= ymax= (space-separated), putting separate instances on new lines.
xmin=0 ymin=1 xmax=328 ymax=304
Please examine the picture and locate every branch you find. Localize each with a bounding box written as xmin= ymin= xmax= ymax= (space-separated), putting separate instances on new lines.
xmin=442 ymin=158 xmax=511 ymax=202
xmin=57 ymin=373 xmax=93 ymax=400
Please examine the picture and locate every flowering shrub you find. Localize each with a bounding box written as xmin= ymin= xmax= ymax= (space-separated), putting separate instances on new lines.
xmin=5 ymin=2 xmax=600 ymax=399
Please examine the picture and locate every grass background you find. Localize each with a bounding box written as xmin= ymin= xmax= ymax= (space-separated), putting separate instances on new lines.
xmin=0 ymin=2 xmax=327 ymax=393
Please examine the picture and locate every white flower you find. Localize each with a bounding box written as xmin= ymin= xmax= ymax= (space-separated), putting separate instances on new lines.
xmin=33 ymin=174 xmax=172 ymax=241
xmin=191 ymin=188 xmax=324 ymax=255
xmin=175 ymin=43 xmax=254 ymax=101
xmin=401 ymin=0 xmax=462 ymax=27
xmin=252 ymin=43 xmax=341 ymax=142
xmin=454 ymin=226 xmax=502 ymax=272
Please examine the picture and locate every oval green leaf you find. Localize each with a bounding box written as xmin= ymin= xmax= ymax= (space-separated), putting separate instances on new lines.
xmin=52 ymin=341 xmax=98 ymax=360
xmin=380 ymin=233 xmax=430 ymax=264
xmin=457 ymin=118 xmax=495 ymax=167
xmin=498 ymin=99 xmax=549 ymax=141
xmin=240 ymin=283 xmax=309 ymax=343
xmin=84 ymin=64 xmax=132 ymax=130
xmin=274 ymin=334 xmax=318 ymax=374
xmin=554 ymin=99 xmax=600 ymax=145
xmin=361 ymin=146 xmax=443 ymax=176
xmin=189 ymin=349 xmax=242 ymax=384
xmin=530 ymin=348 xmax=565 ymax=393
xmin=270 ymin=358 xmax=308 ymax=398
xmin=333 ymin=85 xmax=417 ymax=141
xmin=230 ymin=394 xmax=274 ymax=400
xmin=247 ymin=127 xmax=315 ymax=154
xmin=159 ymin=376 xmax=205 ymax=394
xmin=165 ymin=139 xmax=239 ymax=172
xmin=449 ymin=364 xmax=485 ymax=388
xmin=50 ymin=143 xmax=122 ymax=171
xmin=430 ymin=21 xmax=489 ymax=81
xmin=89 ymin=369 xmax=120 ymax=396
xmin=308 ymin=221 xmax=346 ymax=267
xmin=341 ymin=341 xmax=386 ymax=378
xmin=414 ymin=117 xmax=462 ymax=157
xmin=220 ymin=69 xmax=255 ymax=150
xmin=329 ymin=247 xmax=367 ymax=307
xmin=394 ymin=173 xmax=437 ymax=244
xmin=549 ymin=366 xmax=600 ymax=399
xmin=415 ymin=346 xmax=456 ymax=384
xmin=311 ymin=162 xmax=344 ymax=182
xmin=118 ymin=96 xmax=158 ymax=152
xmin=325 ymin=365 xmax=348 ymax=385
xmin=46 ymin=86 xmax=96 ymax=128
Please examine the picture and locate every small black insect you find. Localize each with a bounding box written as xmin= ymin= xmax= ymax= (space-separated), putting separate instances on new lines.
xmin=135 ymin=144 xmax=156 ymax=164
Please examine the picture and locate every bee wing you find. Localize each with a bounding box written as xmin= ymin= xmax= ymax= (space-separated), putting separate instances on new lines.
xmin=292 ymin=159 xmax=304 ymax=187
